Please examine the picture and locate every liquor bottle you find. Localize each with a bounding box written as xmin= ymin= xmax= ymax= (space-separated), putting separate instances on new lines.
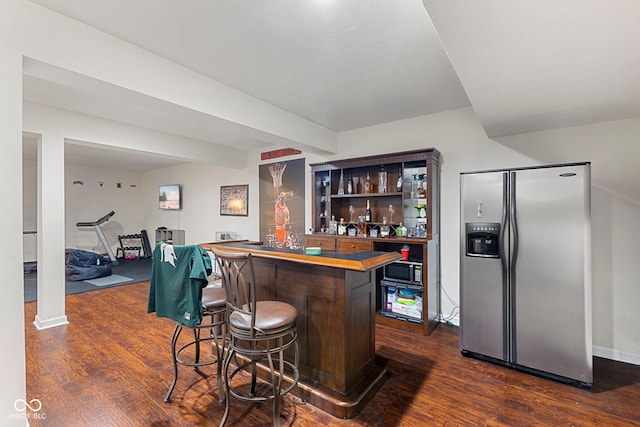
xmin=396 ymin=222 xmax=406 ymax=237
xmin=365 ymin=199 xmax=372 ymax=222
xmin=364 ymin=172 xmax=371 ymax=194
xmin=338 ymin=169 xmax=345 ymax=195
xmin=329 ymin=215 xmax=337 ymax=235
xmin=347 ymin=173 xmax=354 ymax=194
xmin=338 ymin=218 xmax=347 ymax=236
xmin=380 ymin=217 xmax=390 ymax=238
xmin=396 ymin=168 xmax=403 ymax=192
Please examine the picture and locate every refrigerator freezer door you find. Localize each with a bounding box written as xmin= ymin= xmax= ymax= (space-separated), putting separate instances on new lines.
xmin=460 ymin=172 xmax=508 ymax=360
xmin=511 ymin=164 xmax=592 ymax=383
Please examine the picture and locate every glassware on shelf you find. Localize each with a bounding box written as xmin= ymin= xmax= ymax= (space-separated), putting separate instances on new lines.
xmin=338 ymin=169 xmax=345 ymax=195
xmin=415 ymin=174 xmax=427 ymax=198
xmin=348 ymin=205 xmax=355 ymax=222
xmin=415 ymin=204 xmax=427 ymax=218
xmin=347 ymin=173 xmax=354 ymax=194
xmin=388 ymin=204 xmax=395 ymax=223
xmin=410 ymin=174 xmax=418 ymax=199
xmin=378 ymin=165 xmax=387 ymax=193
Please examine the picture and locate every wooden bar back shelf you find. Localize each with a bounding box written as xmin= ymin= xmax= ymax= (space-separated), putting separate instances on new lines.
xmin=307 ymin=149 xmax=441 ymax=335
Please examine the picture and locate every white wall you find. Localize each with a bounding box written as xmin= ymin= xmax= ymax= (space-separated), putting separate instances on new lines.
xmin=0 ymin=9 xmax=27 ymax=425
xmin=24 ymin=157 xmax=153 ymax=259
xmin=66 ymin=165 xmax=147 ymax=254
xmin=591 ymin=187 xmax=640 ymax=362
xmin=140 ymin=149 xmax=318 ymax=245
xmin=141 ymin=162 xmax=259 ymax=244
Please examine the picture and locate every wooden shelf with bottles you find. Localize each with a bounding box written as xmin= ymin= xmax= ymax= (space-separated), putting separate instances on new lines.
xmin=308 ymin=148 xmax=440 ymax=335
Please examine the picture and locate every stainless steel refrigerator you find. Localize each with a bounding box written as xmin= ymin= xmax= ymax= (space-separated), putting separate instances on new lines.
xmin=459 ymin=163 xmax=592 ymax=387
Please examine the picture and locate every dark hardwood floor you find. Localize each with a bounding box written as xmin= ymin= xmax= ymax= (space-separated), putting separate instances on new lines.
xmin=25 ymin=281 xmax=640 ymax=426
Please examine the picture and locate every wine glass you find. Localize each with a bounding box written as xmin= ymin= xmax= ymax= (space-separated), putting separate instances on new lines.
xmin=388 ymin=204 xmax=395 ymax=223
xmin=349 ymin=205 xmax=355 ymax=222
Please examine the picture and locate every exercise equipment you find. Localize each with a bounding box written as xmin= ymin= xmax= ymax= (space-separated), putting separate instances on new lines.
xmin=141 ymin=229 xmax=153 ymax=258
xmin=116 ymin=230 xmax=152 ymax=259
xmin=116 ymin=234 xmax=143 ymax=259
xmin=76 ymin=211 xmax=118 ymax=264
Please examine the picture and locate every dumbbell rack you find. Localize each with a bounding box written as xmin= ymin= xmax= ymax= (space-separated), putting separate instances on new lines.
xmin=116 ymin=234 xmax=143 ymax=259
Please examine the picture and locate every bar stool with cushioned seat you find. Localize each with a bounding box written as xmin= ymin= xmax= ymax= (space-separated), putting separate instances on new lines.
xmin=211 ymin=247 xmax=305 ymax=427
xmin=147 ymin=243 xmax=227 ymax=403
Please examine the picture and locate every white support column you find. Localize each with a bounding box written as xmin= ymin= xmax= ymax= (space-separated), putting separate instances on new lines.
xmin=34 ymin=133 xmax=69 ymax=329
xmin=0 ymin=39 xmax=27 ymax=426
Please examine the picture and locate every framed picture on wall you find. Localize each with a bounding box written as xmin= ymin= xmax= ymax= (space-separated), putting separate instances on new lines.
xmin=259 ymin=158 xmax=305 ymax=249
xmin=159 ymin=184 xmax=182 ymax=210
xmin=220 ymin=185 xmax=249 ymax=216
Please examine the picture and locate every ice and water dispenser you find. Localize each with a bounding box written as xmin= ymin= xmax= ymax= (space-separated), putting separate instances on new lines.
xmin=465 ymin=222 xmax=500 ymax=258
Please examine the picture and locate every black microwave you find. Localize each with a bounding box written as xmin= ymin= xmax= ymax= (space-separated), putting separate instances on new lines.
xmin=384 ymin=261 xmax=423 ymax=285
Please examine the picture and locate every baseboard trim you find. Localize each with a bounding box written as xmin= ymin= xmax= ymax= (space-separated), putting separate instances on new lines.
xmin=33 ymin=314 xmax=69 ymax=330
xmin=593 ymin=345 xmax=640 ymax=366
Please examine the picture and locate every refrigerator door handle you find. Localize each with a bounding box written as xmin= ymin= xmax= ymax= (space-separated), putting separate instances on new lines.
xmin=510 ymin=171 xmax=519 ymax=269
xmin=499 ymin=172 xmax=508 ymax=273
xmin=509 ymin=171 xmax=519 ymax=362
xmin=500 ymin=172 xmax=509 ymax=360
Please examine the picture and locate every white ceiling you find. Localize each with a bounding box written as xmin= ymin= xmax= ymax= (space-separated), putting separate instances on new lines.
xmin=423 ymin=0 xmax=640 ymax=138
xmin=23 ymin=0 xmax=470 ymax=170
xmin=22 ymin=0 xmax=640 ymax=172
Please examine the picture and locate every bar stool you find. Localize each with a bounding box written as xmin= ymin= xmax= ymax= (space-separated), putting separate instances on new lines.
xmin=211 ymin=247 xmax=305 ymax=427
xmin=164 ymin=285 xmax=227 ymax=402
xmin=147 ymin=243 xmax=227 ymax=403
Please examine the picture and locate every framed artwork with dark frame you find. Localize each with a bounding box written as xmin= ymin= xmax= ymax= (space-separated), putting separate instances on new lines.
xmin=220 ymin=184 xmax=249 ymax=216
